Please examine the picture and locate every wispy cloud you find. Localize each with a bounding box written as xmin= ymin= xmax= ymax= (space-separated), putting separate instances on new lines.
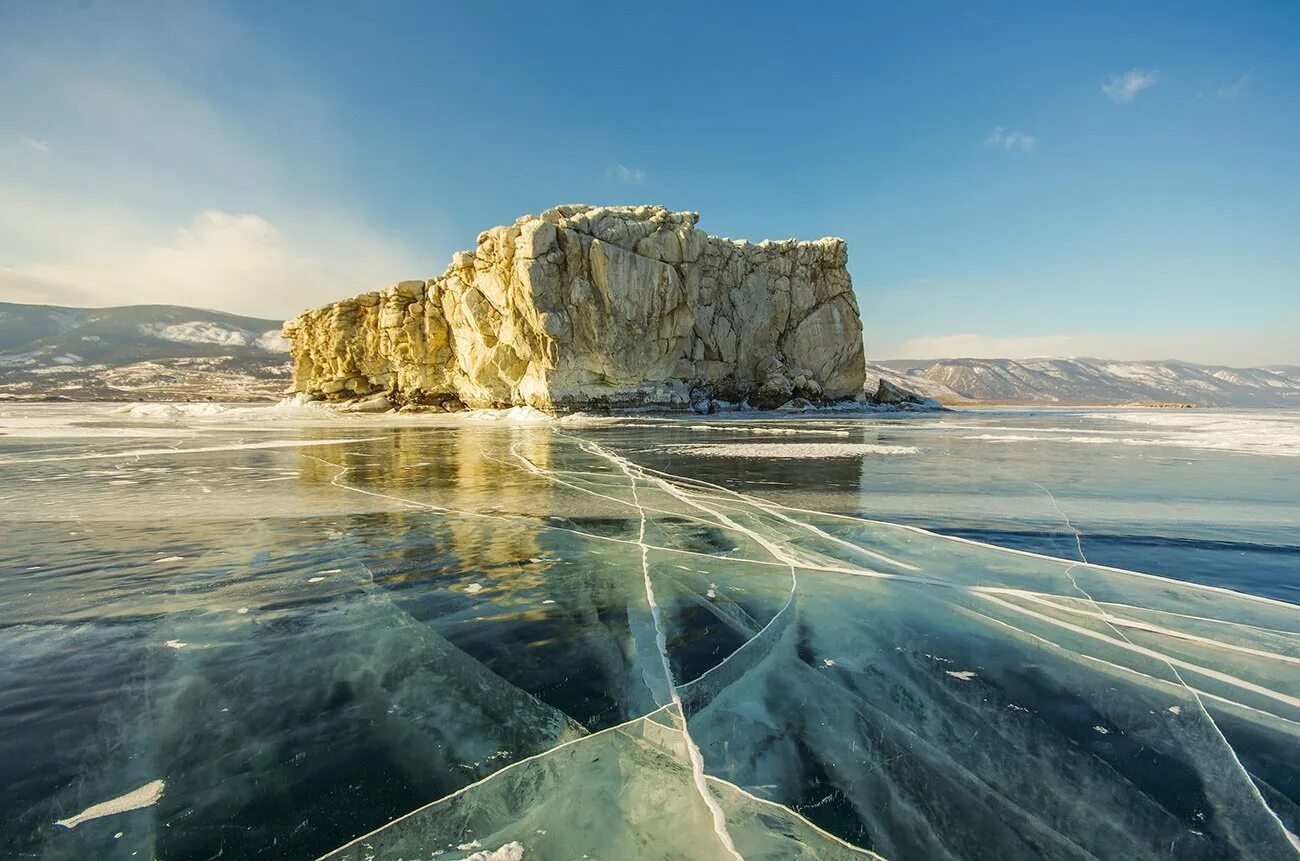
xmin=607 ymin=163 xmax=646 ymax=183
xmin=1213 ymin=71 xmax=1251 ymax=100
xmin=985 ymin=127 xmax=1036 ymax=153
xmin=19 ymin=135 xmax=50 ymax=153
xmin=1101 ymin=68 xmax=1161 ymax=103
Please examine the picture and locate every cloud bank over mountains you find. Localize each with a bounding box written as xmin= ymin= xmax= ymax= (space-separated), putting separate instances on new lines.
xmin=0 ymin=5 xmax=423 ymax=318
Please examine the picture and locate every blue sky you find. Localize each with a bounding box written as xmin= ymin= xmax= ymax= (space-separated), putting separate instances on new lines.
xmin=2 ymin=1 xmax=1297 ymax=363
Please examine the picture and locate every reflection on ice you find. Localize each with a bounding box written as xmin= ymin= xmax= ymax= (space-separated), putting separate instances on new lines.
xmin=0 ymin=405 xmax=1297 ymax=860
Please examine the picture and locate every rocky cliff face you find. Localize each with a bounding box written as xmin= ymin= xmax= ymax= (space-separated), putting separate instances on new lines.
xmin=283 ymin=205 xmax=866 ymax=411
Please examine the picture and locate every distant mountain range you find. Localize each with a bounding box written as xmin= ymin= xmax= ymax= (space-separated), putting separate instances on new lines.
xmin=2 ymin=301 xmax=1297 ymax=407
xmin=0 ymin=302 xmax=289 ymax=401
xmin=867 ymin=358 xmax=1300 ymax=407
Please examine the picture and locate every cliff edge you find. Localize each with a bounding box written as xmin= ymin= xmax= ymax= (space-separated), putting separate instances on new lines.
xmin=283 ymin=204 xmax=866 ymax=412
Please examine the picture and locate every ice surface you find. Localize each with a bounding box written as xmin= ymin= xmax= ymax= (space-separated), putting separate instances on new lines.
xmin=1084 ymin=410 xmax=1300 ymax=457
xmin=659 ymin=442 xmax=921 ymax=458
xmin=1 ymin=405 xmax=1297 ymax=860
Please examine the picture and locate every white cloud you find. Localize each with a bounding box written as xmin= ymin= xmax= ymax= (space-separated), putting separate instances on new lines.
xmin=607 ymin=163 xmax=646 ymax=183
xmin=985 ymin=127 xmax=1036 ymax=152
xmin=1214 ymin=72 xmax=1251 ymax=100
xmin=875 ymin=329 xmax=1300 ymax=367
xmin=1101 ymin=68 xmax=1161 ymax=103
xmin=19 ymin=135 xmax=50 ymax=153
xmin=0 ymin=207 xmax=417 ymax=319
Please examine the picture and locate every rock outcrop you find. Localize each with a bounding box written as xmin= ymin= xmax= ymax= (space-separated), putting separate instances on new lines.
xmin=870 ymin=378 xmax=937 ymax=408
xmin=283 ymin=205 xmax=866 ymax=412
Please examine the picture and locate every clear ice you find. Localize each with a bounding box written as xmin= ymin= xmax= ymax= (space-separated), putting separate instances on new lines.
xmin=0 ymin=405 xmax=1297 ymax=860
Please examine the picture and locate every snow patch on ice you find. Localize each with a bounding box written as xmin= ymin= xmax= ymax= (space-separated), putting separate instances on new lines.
xmin=964 ymin=411 xmax=1300 ymax=457
xmin=945 ymin=670 xmax=977 ymax=681
xmin=0 ymin=415 xmax=188 ymax=439
xmin=619 ymin=419 xmax=852 ymax=437
xmin=2 ymin=437 xmax=381 ymax=465
xmin=115 ymin=402 xmax=232 ymax=419
xmin=661 ymin=442 xmax=920 ymax=459
xmin=462 ymin=406 xmax=555 ymax=424
xmin=965 ymin=433 xmax=1127 ymax=445
xmin=1092 ymin=412 xmax=1300 ymax=457
xmin=54 ymin=779 xmax=165 ymax=829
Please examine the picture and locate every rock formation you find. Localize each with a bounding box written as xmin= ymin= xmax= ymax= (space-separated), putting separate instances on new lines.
xmin=870 ymin=378 xmax=939 ymax=408
xmin=283 ymin=205 xmax=866 ymax=412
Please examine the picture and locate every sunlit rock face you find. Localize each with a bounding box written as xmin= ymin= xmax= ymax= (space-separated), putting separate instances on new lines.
xmin=283 ymin=204 xmax=867 ymax=411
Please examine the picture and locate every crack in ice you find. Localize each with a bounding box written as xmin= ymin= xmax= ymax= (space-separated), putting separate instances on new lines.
xmin=595 ymin=439 xmax=745 ymax=861
xmin=300 ymin=435 xmax=1298 ymax=857
xmin=1031 ymin=481 xmax=1299 ymax=853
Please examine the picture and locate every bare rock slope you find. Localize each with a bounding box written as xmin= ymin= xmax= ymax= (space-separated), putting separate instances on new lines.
xmin=283 ymin=205 xmax=866 ymax=411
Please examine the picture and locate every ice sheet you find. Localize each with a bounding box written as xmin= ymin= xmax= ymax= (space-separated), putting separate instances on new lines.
xmin=2 ymin=404 xmax=1296 ymax=861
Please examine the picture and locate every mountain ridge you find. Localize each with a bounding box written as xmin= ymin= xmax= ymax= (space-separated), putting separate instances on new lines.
xmin=867 ymin=357 xmax=1300 ymax=407
xmin=0 ymin=301 xmax=289 ymax=401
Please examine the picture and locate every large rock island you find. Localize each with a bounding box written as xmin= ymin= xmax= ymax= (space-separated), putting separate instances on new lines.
xmin=283 ymin=205 xmax=866 ymax=412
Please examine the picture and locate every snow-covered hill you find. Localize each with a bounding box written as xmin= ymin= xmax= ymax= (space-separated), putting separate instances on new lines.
xmin=0 ymin=302 xmax=290 ymax=401
xmin=869 ymin=357 xmax=1300 ymax=407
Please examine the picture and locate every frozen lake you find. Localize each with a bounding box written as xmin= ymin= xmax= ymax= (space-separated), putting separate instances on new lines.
xmin=1 ymin=403 xmax=1297 ymax=860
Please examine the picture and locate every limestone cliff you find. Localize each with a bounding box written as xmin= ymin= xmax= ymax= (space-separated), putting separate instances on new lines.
xmin=283 ymin=205 xmax=866 ymax=412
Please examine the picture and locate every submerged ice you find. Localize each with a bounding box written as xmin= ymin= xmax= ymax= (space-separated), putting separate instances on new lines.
xmin=0 ymin=404 xmax=1297 ymax=860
